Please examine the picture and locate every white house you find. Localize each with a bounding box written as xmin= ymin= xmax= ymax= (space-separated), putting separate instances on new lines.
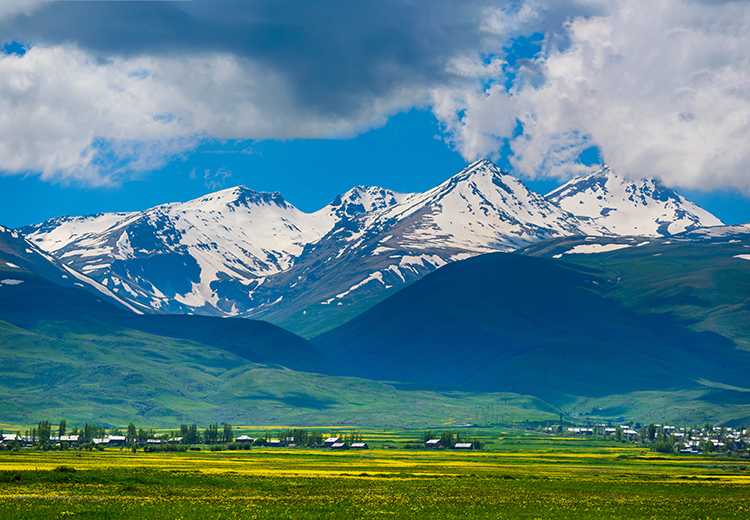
xmin=324 ymin=436 xmax=340 ymax=447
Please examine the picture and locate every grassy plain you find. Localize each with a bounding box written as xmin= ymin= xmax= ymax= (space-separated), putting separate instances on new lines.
xmin=0 ymin=319 xmax=559 ymax=427
xmin=2 ymin=433 xmax=750 ymax=519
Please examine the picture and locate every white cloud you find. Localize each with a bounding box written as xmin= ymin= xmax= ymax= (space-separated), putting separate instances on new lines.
xmin=1 ymin=0 xmax=748 ymax=193
xmin=436 ymin=0 xmax=750 ymax=191
xmin=0 ymin=44 xmax=425 ymax=184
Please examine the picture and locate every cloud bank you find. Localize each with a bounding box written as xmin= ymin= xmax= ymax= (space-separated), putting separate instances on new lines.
xmin=436 ymin=0 xmax=750 ymax=191
xmin=0 ymin=0 xmax=748 ymax=191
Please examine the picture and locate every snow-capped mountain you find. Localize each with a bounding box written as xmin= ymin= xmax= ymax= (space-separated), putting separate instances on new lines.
xmin=546 ymin=166 xmax=723 ymax=236
xmin=21 ymin=159 xmax=722 ymax=334
xmin=22 ymin=185 xmax=406 ymax=316
xmin=244 ymin=160 xmax=609 ymax=334
xmin=0 ymin=224 xmax=140 ymax=313
xmin=363 ymin=159 xmax=604 ymax=253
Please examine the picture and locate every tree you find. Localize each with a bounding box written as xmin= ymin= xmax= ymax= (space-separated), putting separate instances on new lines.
xmin=222 ymin=423 xmax=233 ymax=443
xmin=654 ymin=434 xmax=674 ymax=454
xmin=37 ymin=420 xmax=52 ymax=447
xmin=203 ymin=424 xmax=219 ymax=444
xmin=440 ymin=431 xmax=458 ymax=448
xmin=58 ymin=420 xmax=67 ymax=438
xmin=180 ymin=424 xmax=200 ymax=444
xmin=127 ymin=423 xmax=137 ymax=448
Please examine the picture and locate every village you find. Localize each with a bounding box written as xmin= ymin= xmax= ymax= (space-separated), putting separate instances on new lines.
xmin=552 ymin=423 xmax=750 ymax=455
xmin=1 ymin=420 xmax=749 ymax=456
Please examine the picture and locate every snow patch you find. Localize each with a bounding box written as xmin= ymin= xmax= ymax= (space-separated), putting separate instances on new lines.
xmin=371 ymin=246 xmax=394 ymax=255
xmin=398 ymin=255 xmax=446 ymax=272
xmin=60 ymin=264 xmax=143 ymax=314
xmin=115 ymin=231 xmax=135 ymax=259
xmin=81 ymin=263 xmax=110 ymax=272
xmin=335 ymin=271 xmax=385 ymax=300
xmin=563 ymin=243 xmax=632 ymax=255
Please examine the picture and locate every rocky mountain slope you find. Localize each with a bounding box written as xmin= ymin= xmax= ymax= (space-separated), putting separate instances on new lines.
xmin=0 ymin=224 xmax=140 ymax=315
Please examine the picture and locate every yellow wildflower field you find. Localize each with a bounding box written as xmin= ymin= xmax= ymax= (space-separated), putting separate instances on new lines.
xmin=2 ymin=443 xmax=750 ymax=518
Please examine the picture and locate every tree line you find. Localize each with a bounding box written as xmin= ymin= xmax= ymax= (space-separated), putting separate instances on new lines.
xmin=1 ymin=421 xmax=366 ymax=451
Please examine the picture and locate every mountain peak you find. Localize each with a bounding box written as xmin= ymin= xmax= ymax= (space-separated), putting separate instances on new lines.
xmin=331 ymin=185 xmax=409 ymax=219
xmin=185 ymin=185 xmax=289 ymax=210
xmin=555 ymin=165 xmax=676 ymax=198
xmin=460 ymin=158 xmax=503 ymax=177
xmin=546 ymin=167 xmax=722 ymax=236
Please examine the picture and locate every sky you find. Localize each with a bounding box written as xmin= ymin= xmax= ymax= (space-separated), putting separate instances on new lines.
xmin=0 ymin=0 xmax=749 ymax=227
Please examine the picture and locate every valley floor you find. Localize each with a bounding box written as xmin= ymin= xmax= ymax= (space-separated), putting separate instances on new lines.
xmin=2 ymin=438 xmax=750 ymax=519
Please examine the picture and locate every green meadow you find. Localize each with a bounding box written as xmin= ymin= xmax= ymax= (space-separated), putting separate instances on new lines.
xmin=2 ymin=431 xmax=750 ymax=519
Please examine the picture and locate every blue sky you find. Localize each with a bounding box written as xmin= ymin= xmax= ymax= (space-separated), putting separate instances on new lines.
xmin=0 ymin=110 xmax=456 ymax=226
xmin=2 ymin=108 xmax=749 ymax=228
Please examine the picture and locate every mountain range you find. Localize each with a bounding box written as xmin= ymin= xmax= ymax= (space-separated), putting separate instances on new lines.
xmin=4 ymin=218 xmax=750 ymax=426
xmin=22 ymin=160 xmax=723 ymax=336
xmin=4 ymin=163 xmax=750 ymax=426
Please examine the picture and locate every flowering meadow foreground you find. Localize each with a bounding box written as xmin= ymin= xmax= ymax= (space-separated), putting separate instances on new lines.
xmin=1 ymin=431 xmax=750 ymax=519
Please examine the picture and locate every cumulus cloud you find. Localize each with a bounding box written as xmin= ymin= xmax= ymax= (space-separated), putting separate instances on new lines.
xmin=0 ymin=0 xmax=748 ymax=192
xmin=437 ymin=0 xmax=750 ymax=191
xmin=0 ymin=43 xmax=427 ymax=183
xmin=0 ymin=0 xmax=517 ymax=183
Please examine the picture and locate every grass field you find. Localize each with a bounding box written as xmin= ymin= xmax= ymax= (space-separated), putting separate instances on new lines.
xmin=2 ymin=433 xmax=750 ymax=518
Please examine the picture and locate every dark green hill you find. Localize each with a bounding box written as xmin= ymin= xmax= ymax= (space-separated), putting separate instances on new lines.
xmin=0 ymin=319 xmax=557 ymax=427
xmin=520 ymin=228 xmax=750 ymax=350
xmin=0 ymin=226 xmax=318 ymax=371
xmin=318 ymin=253 xmax=750 ymax=399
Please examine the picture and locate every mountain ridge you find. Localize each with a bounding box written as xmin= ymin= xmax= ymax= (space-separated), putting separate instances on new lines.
xmin=20 ymin=160 xmax=722 ymax=333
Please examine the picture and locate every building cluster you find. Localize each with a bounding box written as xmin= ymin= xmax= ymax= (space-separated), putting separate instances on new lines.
xmin=424 ymin=438 xmax=479 ymax=450
xmin=230 ymin=435 xmax=369 ymax=450
xmin=549 ymin=423 xmax=750 ymax=455
xmin=0 ymin=433 xmax=179 ymax=448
